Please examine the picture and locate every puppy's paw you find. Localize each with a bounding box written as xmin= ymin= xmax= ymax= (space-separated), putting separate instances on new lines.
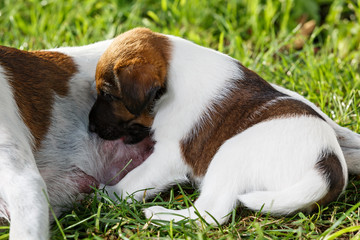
xmin=143 ymin=206 xmax=188 ymax=223
xmin=144 ymin=206 xmax=167 ymax=219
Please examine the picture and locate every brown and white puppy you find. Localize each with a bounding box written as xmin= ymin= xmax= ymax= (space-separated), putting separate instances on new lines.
xmin=0 ymin=41 xmax=154 ymax=239
xmin=90 ymin=28 xmax=360 ymax=225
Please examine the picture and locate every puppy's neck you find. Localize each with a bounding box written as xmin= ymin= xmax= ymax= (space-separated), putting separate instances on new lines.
xmin=151 ymin=35 xmax=243 ymax=140
xmin=164 ymin=35 xmax=242 ymax=104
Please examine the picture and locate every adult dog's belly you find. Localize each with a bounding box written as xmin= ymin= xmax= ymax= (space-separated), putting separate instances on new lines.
xmin=0 ymin=136 xmax=154 ymax=222
xmin=32 ymin=134 xmax=154 ymax=219
xmin=94 ymin=136 xmax=154 ymax=186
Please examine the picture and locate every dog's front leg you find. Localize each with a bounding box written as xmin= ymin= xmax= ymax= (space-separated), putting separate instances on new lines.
xmin=0 ymin=141 xmax=49 ymax=240
xmin=104 ymin=143 xmax=188 ymax=202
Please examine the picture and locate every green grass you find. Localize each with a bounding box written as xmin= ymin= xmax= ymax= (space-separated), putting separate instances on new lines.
xmin=1 ymin=0 xmax=360 ymax=239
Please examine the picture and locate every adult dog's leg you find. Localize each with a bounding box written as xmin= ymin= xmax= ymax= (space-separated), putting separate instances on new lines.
xmin=0 ymin=133 xmax=49 ymax=240
xmin=0 ymin=69 xmax=49 ymax=239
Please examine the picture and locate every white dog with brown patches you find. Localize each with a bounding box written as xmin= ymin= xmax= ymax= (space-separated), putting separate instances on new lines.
xmin=0 ymin=41 xmax=155 ymax=239
xmin=1 ymin=30 xmax=360 ymax=240
xmin=90 ymin=28 xmax=360 ymax=225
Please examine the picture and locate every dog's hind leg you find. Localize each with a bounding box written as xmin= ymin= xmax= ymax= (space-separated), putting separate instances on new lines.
xmin=272 ymin=84 xmax=360 ymax=174
xmin=238 ymin=168 xmax=332 ymax=214
xmin=145 ymin=117 xmax=347 ymax=224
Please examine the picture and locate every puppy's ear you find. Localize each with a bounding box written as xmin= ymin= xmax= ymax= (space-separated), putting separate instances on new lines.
xmin=115 ymin=63 xmax=162 ymax=116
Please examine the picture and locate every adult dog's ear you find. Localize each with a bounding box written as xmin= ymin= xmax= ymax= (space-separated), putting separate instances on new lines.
xmin=115 ymin=63 xmax=162 ymax=116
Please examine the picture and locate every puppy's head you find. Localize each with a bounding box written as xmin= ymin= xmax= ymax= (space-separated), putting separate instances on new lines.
xmin=89 ymin=28 xmax=171 ymax=144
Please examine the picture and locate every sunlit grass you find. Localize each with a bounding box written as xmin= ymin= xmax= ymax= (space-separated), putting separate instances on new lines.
xmin=1 ymin=0 xmax=360 ymax=239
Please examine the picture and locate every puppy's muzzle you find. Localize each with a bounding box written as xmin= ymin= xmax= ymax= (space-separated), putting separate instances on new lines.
xmin=89 ymin=121 xmax=149 ymax=144
xmin=89 ymin=100 xmax=150 ymax=144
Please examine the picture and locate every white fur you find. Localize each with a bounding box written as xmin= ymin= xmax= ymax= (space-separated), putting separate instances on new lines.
xmin=34 ymin=40 xmax=122 ymax=217
xmin=234 ymin=117 xmax=346 ymax=214
xmin=0 ymin=66 xmax=49 ymax=239
xmin=105 ymin=35 xmax=242 ymax=199
xmin=2 ymin=38 xmax=155 ymax=239
xmin=105 ymin=34 xmax=350 ymax=225
xmin=0 ymin=40 xmax=113 ymax=239
xmin=1 ymin=33 xmax=359 ymax=239
xmin=272 ymin=84 xmax=360 ymax=174
xmin=146 ymin=118 xmax=340 ymax=223
xmin=50 ymin=40 xmax=113 ymax=81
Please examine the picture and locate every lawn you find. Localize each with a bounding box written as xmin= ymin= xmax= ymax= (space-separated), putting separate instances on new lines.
xmin=1 ymin=0 xmax=360 ymax=239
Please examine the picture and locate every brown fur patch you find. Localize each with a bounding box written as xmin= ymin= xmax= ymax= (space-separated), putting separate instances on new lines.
xmin=109 ymin=98 xmax=155 ymax=127
xmin=181 ymin=64 xmax=324 ymax=176
xmin=314 ymin=151 xmax=345 ymax=206
xmin=0 ymin=46 xmax=77 ymax=149
xmin=95 ymin=27 xmax=171 ymax=121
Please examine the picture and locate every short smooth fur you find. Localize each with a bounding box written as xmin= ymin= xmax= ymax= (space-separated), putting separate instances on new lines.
xmin=0 ymin=40 xmax=154 ymax=239
xmin=90 ymin=28 xmax=360 ymax=225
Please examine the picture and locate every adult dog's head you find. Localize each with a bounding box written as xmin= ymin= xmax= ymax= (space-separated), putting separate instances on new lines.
xmin=89 ymin=28 xmax=171 ymax=144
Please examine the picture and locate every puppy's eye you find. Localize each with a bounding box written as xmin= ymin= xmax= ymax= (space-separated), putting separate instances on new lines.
xmin=100 ymin=90 xmax=119 ymax=101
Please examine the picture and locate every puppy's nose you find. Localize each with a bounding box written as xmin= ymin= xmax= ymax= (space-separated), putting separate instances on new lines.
xmin=89 ymin=122 xmax=96 ymax=132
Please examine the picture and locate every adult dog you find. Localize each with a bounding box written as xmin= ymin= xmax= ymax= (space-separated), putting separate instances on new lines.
xmin=0 ymin=41 xmax=154 ymax=239
xmin=89 ymin=28 xmax=360 ymax=225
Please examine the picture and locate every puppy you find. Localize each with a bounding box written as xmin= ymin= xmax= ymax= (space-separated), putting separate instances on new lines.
xmin=0 ymin=41 xmax=154 ymax=239
xmin=90 ymin=28 xmax=360 ymax=225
